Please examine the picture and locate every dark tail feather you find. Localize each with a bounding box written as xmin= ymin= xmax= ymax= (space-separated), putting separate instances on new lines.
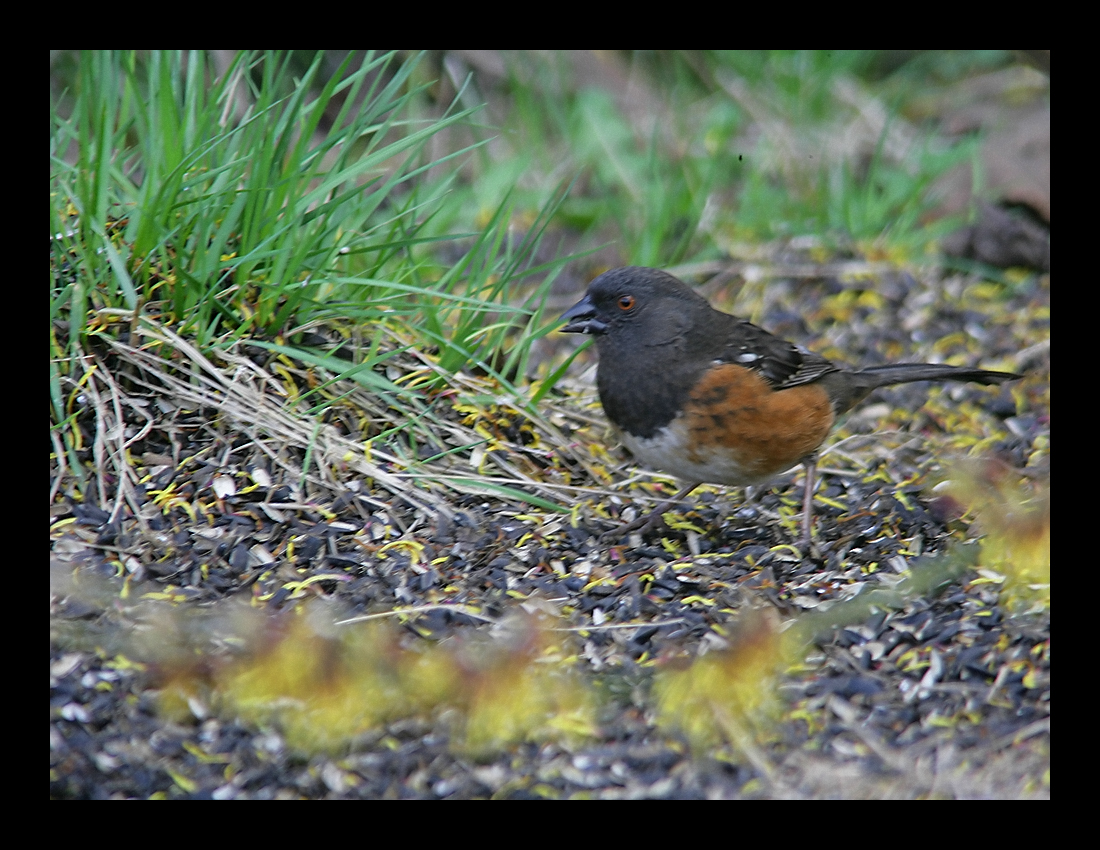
xmin=823 ymin=363 xmax=1022 ymax=416
xmin=854 ymin=363 xmax=1021 ymax=389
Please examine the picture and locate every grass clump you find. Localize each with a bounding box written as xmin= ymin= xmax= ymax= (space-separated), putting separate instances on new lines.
xmin=50 ymin=51 xmax=575 ymax=495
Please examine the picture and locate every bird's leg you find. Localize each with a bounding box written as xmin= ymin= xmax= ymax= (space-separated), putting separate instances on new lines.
xmin=800 ymin=454 xmax=818 ymax=547
xmin=601 ymin=482 xmax=700 ymax=541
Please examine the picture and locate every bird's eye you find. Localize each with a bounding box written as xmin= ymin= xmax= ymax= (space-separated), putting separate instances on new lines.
xmin=617 ymin=295 xmax=635 ymax=311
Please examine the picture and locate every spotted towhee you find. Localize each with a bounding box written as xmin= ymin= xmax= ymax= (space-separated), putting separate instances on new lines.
xmin=560 ymin=267 xmax=1022 ymax=544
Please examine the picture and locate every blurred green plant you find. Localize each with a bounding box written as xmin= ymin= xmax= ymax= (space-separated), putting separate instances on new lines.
xmin=431 ymin=50 xmax=1004 ymax=272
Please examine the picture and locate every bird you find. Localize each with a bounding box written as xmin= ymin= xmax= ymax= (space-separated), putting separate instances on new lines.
xmin=560 ymin=266 xmax=1022 ymax=546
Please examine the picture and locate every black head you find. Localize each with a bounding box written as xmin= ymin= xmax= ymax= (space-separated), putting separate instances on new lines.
xmin=559 ymin=267 xmax=729 ymax=438
xmin=559 ymin=267 xmax=712 ymax=339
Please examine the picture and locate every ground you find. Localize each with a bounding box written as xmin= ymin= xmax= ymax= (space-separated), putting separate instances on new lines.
xmin=51 ymin=254 xmax=1049 ymax=799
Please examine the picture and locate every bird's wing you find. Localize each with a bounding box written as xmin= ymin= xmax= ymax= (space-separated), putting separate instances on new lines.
xmin=715 ymin=318 xmax=837 ymax=389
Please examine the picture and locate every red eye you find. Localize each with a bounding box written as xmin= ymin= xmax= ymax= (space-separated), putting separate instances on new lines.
xmin=618 ymin=295 xmax=635 ymax=310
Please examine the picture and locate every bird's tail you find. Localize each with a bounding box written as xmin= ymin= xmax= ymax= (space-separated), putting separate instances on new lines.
xmin=854 ymin=363 xmax=1021 ymax=389
xmin=822 ymin=363 xmax=1021 ymax=416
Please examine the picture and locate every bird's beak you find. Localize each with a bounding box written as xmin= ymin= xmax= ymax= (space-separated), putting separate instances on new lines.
xmin=560 ymin=294 xmax=608 ymax=335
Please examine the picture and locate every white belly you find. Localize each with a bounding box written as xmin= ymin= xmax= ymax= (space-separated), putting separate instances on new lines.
xmin=619 ymin=418 xmax=795 ymax=487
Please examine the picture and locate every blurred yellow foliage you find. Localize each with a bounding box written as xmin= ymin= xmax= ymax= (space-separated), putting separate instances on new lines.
xmin=157 ymin=606 xmax=594 ymax=755
xmin=941 ymin=459 xmax=1050 ymax=609
xmin=654 ymin=609 xmax=790 ymax=750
